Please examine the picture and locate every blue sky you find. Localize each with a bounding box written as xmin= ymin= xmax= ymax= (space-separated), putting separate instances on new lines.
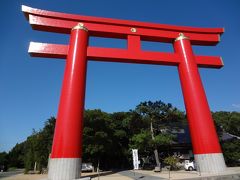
xmin=0 ymin=0 xmax=240 ymax=152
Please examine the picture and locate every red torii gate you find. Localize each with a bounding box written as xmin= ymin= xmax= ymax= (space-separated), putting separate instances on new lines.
xmin=22 ymin=5 xmax=226 ymax=180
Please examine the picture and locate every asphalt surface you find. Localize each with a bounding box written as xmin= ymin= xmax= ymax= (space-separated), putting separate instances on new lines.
xmin=118 ymin=170 xmax=166 ymax=179
xmin=179 ymin=174 xmax=240 ymax=180
xmin=115 ymin=170 xmax=240 ymax=180
xmin=0 ymin=169 xmax=24 ymax=179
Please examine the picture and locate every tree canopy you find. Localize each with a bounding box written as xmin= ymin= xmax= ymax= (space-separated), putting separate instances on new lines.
xmin=1 ymin=101 xmax=240 ymax=171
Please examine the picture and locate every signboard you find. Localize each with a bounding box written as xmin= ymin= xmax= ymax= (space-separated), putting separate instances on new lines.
xmin=132 ymin=149 xmax=140 ymax=170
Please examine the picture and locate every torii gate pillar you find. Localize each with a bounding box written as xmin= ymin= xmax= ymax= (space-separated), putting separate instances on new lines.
xmin=48 ymin=24 xmax=88 ymax=180
xmin=174 ymin=34 xmax=226 ymax=173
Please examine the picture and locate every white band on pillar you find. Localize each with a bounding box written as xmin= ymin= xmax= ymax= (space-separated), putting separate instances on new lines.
xmin=48 ymin=158 xmax=82 ymax=180
xmin=194 ymin=153 xmax=226 ymax=174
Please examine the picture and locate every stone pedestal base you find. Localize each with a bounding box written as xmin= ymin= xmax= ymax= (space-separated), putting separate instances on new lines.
xmin=195 ymin=153 xmax=226 ymax=174
xmin=48 ymin=158 xmax=81 ymax=180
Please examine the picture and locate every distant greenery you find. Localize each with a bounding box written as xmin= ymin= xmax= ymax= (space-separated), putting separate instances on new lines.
xmin=0 ymin=152 xmax=8 ymax=170
xmin=1 ymin=101 xmax=240 ymax=172
xmin=212 ymin=111 xmax=240 ymax=137
xmin=212 ymin=111 xmax=240 ymax=166
xmin=4 ymin=117 xmax=56 ymax=172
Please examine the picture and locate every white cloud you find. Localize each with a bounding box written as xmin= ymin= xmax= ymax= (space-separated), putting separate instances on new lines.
xmin=232 ymin=104 xmax=240 ymax=109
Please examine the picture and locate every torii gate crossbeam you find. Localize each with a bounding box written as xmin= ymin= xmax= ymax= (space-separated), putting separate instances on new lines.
xmin=22 ymin=5 xmax=226 ymax=180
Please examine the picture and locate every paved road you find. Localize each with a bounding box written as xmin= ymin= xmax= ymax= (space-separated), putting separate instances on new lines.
xmin=0 ymin=169 xmax=24 ymax=179
xmin=117 ymin=170 xmax=167 ymax=180
xmin=101 ymin=169 xmax=240 ymax=180
xmin=178 ymin=174 xmax=240 ymax=180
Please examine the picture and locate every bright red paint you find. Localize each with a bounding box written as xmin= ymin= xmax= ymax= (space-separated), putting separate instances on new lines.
xmin=28 ymin=42 xmax=223 ymax=68
xmin=23 ymin=5 xmax=224 ymax=157
xmin=174 ymin=38 xmax=222 ymax=154
xmin=22 ymin=5 xmax=223 ymax=45
xmin=27 ymin=13 xmax=220 ymax=45
xmin=51 ymin=27 xmax=88 ymax=158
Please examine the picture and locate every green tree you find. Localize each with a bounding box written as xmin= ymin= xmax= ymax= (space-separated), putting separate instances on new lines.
xmin=83 ymin=110 xmax=113 ymax=169
xmin=109 ymin=112 xmax=131 ymax=168
xmin=8 ymin=143 xmax=25 ymax=168
xmin=130 ymin=130 xmax=154 ymax=156
xmin=134 ymin=101 xmax=179 ymax=170
xmin=222 ymin=139 xmax=240 ymax=166
xmin=24 ymin=132 xmax=37 ymax=171
xmin=163 ymin=155 xmax=179 ymax=170
xmin=24 ymin=117 xmax=56 ymax=172
xmin=0 ymin=152 xmax=8 ymax=170
xmin=212 ymin=111 xmax=240 ymax=166
xmin=213 ymin=111 xmax=240 ymax=137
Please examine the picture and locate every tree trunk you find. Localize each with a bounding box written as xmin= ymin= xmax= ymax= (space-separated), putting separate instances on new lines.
xmin=150 ymin=121 xmax=161 ymax=171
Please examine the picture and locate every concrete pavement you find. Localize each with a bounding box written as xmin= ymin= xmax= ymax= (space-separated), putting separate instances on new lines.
xmin=90 ymin=167 xmax=240 ymax=180
xmin=1 ymin=167 xmax=240 ymax=180
xmin=0 ymin=169 xmax=24 ymax=179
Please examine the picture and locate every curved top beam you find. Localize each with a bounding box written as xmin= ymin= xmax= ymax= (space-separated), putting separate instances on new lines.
xmin=22 ymin=5 xmax=224 ymax=35
xmin=22 ymin=5 xmax=224 ymax=45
